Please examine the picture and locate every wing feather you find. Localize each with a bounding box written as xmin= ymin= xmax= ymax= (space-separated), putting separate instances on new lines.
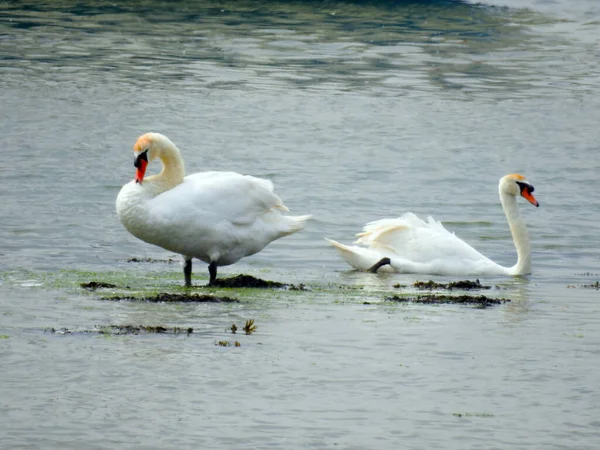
xmin=355 ymin=213 xmax=490 ymax=264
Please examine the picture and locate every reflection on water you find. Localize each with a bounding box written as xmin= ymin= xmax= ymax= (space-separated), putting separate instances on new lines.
xmin=0 ymin=0 xmax=577 ymax=97
xmin=2 ymin=1 xmax=600 ymax=449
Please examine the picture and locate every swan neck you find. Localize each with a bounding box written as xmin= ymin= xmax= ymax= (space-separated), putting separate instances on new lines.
xmin=500 ymin=192 xmax=531 ymax=275
xmin=147 ymin=144 xmax=185 ymax=192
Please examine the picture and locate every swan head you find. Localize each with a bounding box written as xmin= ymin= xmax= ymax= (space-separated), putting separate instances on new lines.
xmin=500 ymin=174 xmax=539 ymax=207
xmin=132 ymin=132 xmax=177 ymax=184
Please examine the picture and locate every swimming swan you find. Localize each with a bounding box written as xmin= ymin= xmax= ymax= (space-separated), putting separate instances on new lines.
xmin=326 ymin=174 xmax=539 ymax=276
xmin=116 ymin=132 xmax=310 ymax=286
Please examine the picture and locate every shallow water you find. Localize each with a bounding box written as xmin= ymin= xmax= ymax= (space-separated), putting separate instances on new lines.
xmin=1 ymin=0 xmax=600 ymax=448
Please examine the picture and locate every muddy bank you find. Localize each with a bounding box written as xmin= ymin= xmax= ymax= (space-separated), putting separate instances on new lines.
xmin=102 ymin=293 xmax=239 ymax=303
xmin=208 ymin=274 xmax=307 ymax=290
xmin=386 ymin=294 xmax=510 ymax=308
xmin=80 ymin=281 xmax=119 ymax=290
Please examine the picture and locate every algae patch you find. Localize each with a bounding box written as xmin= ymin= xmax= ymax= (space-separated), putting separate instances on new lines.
xmin=386 ymin=294 xmax=509 ymax=308
xmin=397 ymin=279 xmax=492 ymax=291
xmin=48 ymin=325 xmax=194 ymax=335
xmin=102 ymin=293 xmax=239 ymax=303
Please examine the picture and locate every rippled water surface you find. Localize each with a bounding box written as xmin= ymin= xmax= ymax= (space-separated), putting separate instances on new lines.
xmin=1 ymin=0 xmax=600 ymax=448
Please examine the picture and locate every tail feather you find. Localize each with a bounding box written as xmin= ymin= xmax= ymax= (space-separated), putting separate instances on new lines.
xmin=281 ymin=214 xmax=312 ymax=235
xmin=326 ymin=238 xmax=386 ymax=271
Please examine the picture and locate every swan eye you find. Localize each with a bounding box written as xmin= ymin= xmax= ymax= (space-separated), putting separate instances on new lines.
xmin=133 ymin=149 xmax=149 ymax=168
xmin=516 ymin=181 xmax=534 ymax=194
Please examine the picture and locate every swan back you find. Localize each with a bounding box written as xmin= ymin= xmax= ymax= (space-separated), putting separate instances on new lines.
xmin=356 ymin=213 xmax=493 ymax=264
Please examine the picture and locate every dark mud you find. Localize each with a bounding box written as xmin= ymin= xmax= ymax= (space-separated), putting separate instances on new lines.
xmin=80 ymin=281 xmax=119 ymax=290
xmin=127 ymin=257 xmax=177 ymax=263
xmin=48 ymin=325 xmax=194 ymax=335
xmin=102 ymin=293 xmax=239 ymax=303
xmin=395 ymin=279 xmax=492 ymax=291
xmin=208 ymin=274 xmax=307 ymax=290
xmin=386 ymin=294 xmax=510 ymax=308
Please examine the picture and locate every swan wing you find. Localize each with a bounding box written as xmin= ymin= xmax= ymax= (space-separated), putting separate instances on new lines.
xmin=150 ymin=172 xmax=288 ymax=226
xmin=355 ymin=213 xmax=492 ymax=264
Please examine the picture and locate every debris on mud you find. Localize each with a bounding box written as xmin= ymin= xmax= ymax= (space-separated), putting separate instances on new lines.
xmin=80 ymin=281 xmax=119 ymax=290
xmin=127 ymin=257 xmax=177 ymax=263
xmin=48 ymin=325 xmax=194 ymax=335
xmin=386 ymin=294 xmax=509 ymax=308
xmin=397 ymin=279 xmax=492 ymax=291
xmin=567 ymin=281 xmax=600 ymax=289
xmin=243 ymin=319 xmax=257 ymax=335
xmin=452 ymin=412 xmax=495 ymax=418
xmin=215 ymin=340 xmax=241 ymax=347
xmin=101 ymin=293 xmax=239 ymax=303
xmin=288 ymin=283 xmax=308 ymax=291
xmin=208 ymin=274 xmax=306 ymax=290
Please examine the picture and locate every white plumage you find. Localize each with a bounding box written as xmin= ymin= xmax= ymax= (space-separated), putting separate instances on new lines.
xmin=116 ymin=133 xmax=310 ymax=285
xmin=327 ymin=174 xmax=539 ymax=277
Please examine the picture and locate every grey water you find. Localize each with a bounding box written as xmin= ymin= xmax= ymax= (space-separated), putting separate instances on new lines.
xmin=1 ymin=0 xmax=600 ymax=448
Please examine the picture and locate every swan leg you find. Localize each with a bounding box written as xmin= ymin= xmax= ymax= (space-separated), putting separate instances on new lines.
xmin=184 ymin=259 xmax=192 ymax=287
xmin=368 ymin=257 xmax=391 ymax=273
xmin=208 ymin=262 xmax=217 ymax=285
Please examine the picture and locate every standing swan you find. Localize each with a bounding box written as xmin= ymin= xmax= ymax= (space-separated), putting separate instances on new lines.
xmin=116 ymin=132 xmax=310 ymax=286
xmin=326 ymin=174 xmax=539 ymax=276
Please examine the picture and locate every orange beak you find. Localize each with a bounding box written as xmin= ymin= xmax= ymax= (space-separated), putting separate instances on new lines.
xmin=521 ymin=188 xmax=539 ymax=207
xmin=134 ymin=150 xmax=149 ymax=184
xmin=135 ymin=159 xmax=148 ymax=184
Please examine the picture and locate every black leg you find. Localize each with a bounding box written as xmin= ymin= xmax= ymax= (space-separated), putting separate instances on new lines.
xmin=184 ymin=259 xmax=192 ymax=287
xmin=208 ymin=262 xmax=217 ymax=285
xmin=368 ymin=257 xmax=391 ymax=273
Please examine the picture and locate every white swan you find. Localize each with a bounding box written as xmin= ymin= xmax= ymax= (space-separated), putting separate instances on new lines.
xmin=326 ymin=174 xmax=539 ymax=276
xmin=116 ymin=132 xmax=310 ymax=286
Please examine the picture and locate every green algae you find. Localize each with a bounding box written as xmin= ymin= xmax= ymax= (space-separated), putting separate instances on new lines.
xmin=2 ymin=266 xmax=504 ymax=309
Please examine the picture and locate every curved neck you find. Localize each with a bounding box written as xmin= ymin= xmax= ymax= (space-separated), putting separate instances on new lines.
xmin=500 ymin=192 xmax=531 ymax=275
xmin=146 ymin=145 xmax=185 ymax=193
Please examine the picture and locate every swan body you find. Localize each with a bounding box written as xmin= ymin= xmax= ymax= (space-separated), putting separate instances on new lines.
xmin=116 ymin=132 xmax=310 ymax=285
xmin=327 ymin=174 xmax=539 ymax=277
